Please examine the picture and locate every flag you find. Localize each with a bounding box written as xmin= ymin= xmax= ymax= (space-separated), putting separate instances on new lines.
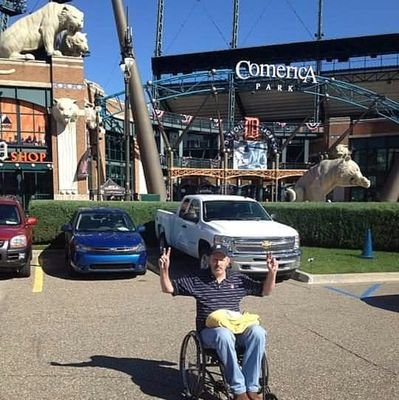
xmin=305 ymin=121 xmax=321 ymax=131
xmin=181 ymin=114 xmax=193 ymax=124
xmin=152 ymin=109 xmax=164 ymax=120
xmin=77 ymin=149 xmax=90 ymax=179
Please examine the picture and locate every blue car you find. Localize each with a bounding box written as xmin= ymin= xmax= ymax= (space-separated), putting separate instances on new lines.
xmin=61 ymin=207 xmax=147 ymax=276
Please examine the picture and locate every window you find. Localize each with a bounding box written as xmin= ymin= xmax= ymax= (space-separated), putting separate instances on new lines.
xmin=0 ymin=99 xmax=47 ymax=146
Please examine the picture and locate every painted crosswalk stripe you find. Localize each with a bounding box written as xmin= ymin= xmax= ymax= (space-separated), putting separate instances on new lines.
xmin=32 ymin=266 xmax=44 ymax=293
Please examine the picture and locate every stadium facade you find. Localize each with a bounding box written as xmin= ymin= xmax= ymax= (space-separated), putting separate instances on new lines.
xmin=0 ymin=1 xmax=398 ymax=205
xmin=146 ymin=33 xmax=399 ymax=201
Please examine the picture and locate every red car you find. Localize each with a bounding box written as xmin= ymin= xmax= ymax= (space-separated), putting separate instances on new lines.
xmin=0 ymin=196 xmax=37 ymax=277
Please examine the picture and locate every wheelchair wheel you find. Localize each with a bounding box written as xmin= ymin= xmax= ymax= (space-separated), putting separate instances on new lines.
xmin=180 ymin=331 xmax=206 ymax=399
xmin=260 ymin=352 xmax=269 ymax=399
xmin=260 ymin=353 xmax=279 ymax=400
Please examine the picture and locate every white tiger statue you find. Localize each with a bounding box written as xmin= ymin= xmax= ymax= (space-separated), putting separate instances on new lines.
xmin=57 ymin=31 xmax=89 ymax=57
xmin=84 ymin=101 xmax=104 ymax=131
xmin=52 ymin=98 xmax=79 ymax=126
xmin=329 ymin=144 xmax=352 ymax=159
xmin=286 ymin=156 xmax=371 ymax=202
xmin=0 ymin=2 xmax=84 ymax=60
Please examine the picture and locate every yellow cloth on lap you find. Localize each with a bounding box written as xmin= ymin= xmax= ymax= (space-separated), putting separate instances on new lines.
xmin=205 ymin=309 xmax=260 ymax=334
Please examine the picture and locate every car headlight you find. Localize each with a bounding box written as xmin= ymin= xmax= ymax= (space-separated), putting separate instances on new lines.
xmin=127 ymin=242 xmax=146 ymax=252
xmin=294 ymin=234 xmax=300 ymax=249
xmin=75 ymin=243 xmax=92 ymax=252
xmin=213 ymin=235 xmax=234 ymax=251
xmin=9 ymin=235 xmax=27 ymax=249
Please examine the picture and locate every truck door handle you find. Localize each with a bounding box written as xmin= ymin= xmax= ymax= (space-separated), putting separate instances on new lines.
xmin=181 ymin=224 xmax=187 ymax=228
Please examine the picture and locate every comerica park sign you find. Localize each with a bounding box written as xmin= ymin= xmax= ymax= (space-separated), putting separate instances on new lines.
xmin=235 ymin=60 xmax=317 ymax=84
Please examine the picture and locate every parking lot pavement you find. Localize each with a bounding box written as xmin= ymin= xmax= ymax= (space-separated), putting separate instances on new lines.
xmin=1 ymin=249 xmax=398 ymax=399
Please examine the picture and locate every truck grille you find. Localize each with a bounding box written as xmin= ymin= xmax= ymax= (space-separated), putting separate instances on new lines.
xmin=233 ymin=237 xmax=295 ymax=254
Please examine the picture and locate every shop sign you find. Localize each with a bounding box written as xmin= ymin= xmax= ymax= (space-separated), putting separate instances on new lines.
xmin=9 ymin=151 xmax=47 ymax=162
xmin=235 ymin=60 xmax=317 ymax=84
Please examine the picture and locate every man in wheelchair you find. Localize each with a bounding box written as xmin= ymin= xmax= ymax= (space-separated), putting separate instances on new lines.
xmin=159 ymin=244 xmax=278 ymax=400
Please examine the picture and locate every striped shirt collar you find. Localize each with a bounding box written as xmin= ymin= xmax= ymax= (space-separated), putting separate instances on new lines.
xmin=204 ymin=268 xmax=233 ymax=283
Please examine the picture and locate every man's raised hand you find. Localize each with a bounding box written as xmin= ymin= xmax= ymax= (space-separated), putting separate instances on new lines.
xmin=159 ymin=247 xmax=171 ymax=272
xmin=267 ymin=252 xmax=278 ymax=274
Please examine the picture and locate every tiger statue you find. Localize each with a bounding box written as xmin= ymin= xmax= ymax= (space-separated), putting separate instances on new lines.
xmin=52 ymin=98 xmax=79 ymax=126
xmin=57 ymin=31 xmax=89 ymax=57
xmin=0 ymin=2 xmax=84 ymax=60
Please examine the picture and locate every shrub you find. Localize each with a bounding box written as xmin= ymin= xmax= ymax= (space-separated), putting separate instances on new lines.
xmin=29 ymin=200 xmax=399 ymax=251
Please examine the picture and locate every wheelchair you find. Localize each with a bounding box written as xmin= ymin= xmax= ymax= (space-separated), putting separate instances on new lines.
xmin=179 ymin=330 xmax=278 ymax=400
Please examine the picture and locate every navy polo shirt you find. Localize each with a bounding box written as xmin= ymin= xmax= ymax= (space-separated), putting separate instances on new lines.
xmin=172 ymin=270 xmax=263 ymax=331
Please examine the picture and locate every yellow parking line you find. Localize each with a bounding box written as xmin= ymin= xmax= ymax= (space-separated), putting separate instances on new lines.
xmin=32 ymin=266 xmax=44 ymax=293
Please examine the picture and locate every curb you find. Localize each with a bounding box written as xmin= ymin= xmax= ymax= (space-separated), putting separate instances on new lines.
xmin=32 ymin=249 xmax=399 ymax=284
xmin=294 ymin=270 xmax=399 ymax=284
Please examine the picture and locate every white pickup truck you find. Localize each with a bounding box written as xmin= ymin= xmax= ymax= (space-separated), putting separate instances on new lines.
xmin=155 ymin=194 xmax=301 ymax=278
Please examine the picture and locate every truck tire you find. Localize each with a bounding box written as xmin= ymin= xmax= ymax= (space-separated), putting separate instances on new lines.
xmin=199 ymin=245 xmax=210 ymax=269
xmin=159 ymin=233 xmax=168 ymax=254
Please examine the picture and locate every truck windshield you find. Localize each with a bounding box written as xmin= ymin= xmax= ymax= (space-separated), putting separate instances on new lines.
xmin=0 ymin=205 xmax=20 ymax=225
xmin=203 ymin=201 xmax=272 ymax=222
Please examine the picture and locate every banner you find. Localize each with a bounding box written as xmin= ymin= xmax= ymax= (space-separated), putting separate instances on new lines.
xmin=233 ymin=140 xmax=268 ymax=170
xmin=77 ymin=149 xmax=90 ymax=179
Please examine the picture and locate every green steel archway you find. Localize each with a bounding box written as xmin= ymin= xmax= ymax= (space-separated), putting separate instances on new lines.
xmin=97 ymin=69 xmax=399 ymax=132
xmin=145 ymin=70 xmax=399 ymax=125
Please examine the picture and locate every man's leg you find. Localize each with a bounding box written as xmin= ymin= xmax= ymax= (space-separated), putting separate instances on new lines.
xmin=236 ymin=325 xmax=266 ymax=394
xmin=200 ymin=327 xmax=247 ymax=396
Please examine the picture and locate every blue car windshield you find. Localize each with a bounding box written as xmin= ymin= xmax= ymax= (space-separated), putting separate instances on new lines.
xmin=75 ymin=213 xmax=135 ymax=232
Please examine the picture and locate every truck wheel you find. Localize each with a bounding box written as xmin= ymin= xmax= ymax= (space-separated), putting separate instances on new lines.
xmin=159 ymin=233 xmax=168 ymax=254
xmin=199 ymin=246 xmax=210 ymax=269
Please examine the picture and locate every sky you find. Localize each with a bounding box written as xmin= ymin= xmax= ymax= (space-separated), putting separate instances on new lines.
xmin=19 ymin=0 xmax=399 ymax=96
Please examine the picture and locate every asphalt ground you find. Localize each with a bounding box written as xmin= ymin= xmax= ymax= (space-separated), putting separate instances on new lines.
xmin=0 ymin=249 xmax=397 ymax=400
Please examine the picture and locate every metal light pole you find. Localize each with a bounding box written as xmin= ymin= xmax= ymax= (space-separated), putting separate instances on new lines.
xmin=122 ymin=62 xmax=131 ymax=201
xmin=274 ymin=152 xmax=280 ymax=202
xmin=112 ymin=0 xmax=167 ymax=200
xmin=131 ymin=123 xmax=136 ymax=199
xmin=94 ymin=97 xmax=103 ymax=201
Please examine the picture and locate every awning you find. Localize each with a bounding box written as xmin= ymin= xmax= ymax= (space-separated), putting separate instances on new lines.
xmin=0 ymin=162 xmax=53 ymax=171
xmin=100 ymin=178 xmax=125 ymax=196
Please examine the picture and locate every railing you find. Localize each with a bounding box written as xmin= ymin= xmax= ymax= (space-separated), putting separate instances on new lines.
xmin=162 ymin=156 xmax=311 ymax=170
